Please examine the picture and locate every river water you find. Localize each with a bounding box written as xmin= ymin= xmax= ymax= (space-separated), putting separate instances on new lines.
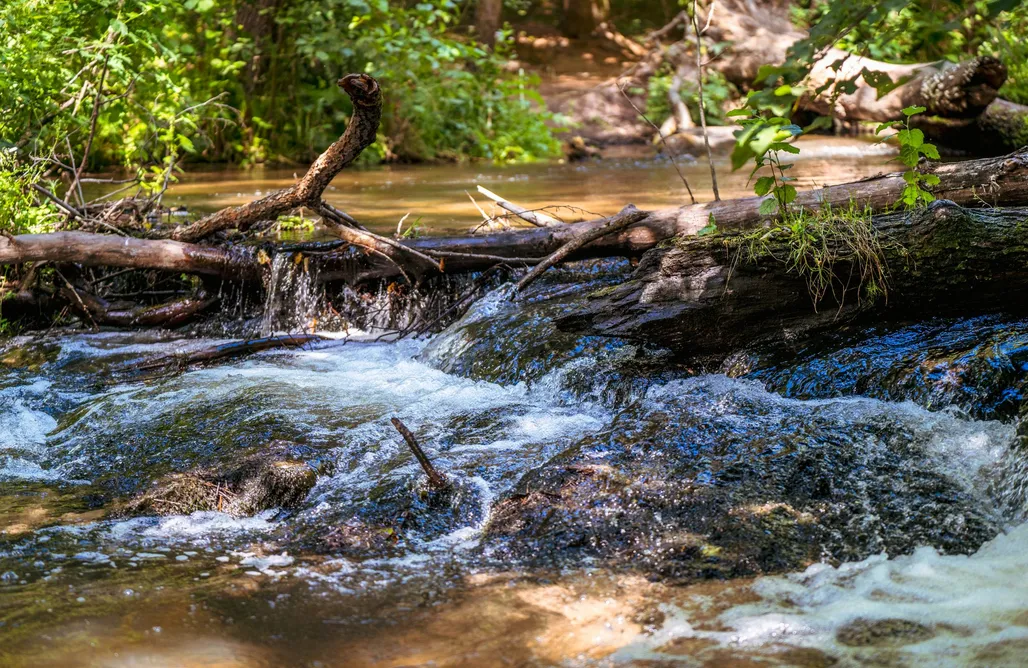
xmin=4 ymin=143 xmax=1028 ymax=666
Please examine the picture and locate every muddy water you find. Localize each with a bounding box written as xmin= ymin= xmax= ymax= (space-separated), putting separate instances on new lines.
xmin=135 ymin=136 xmax=896 ymax=236
xmin=6 ymin=146 xmax=1028 ymax=667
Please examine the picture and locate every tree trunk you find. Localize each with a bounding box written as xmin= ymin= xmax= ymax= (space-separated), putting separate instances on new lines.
xmin=5 ymin=150 xmax=1028 ymax=289
xmin=562 ymin=0 xmax=608 ymax=38
xmin=556 ymin=203 xmax=1028 ymax=363
xmin=704 ymin=0 xmax=1021 ymax=152
xmin=0 ymin=232 xmax=262 ymax=281
xmin=321 ymin=148 xmax=1028 ymax=283
xmin=475 ymin=0 xmax=503 ymax=47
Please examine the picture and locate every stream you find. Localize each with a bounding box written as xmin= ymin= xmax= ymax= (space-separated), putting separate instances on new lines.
xmin=4 ymin=144 xmax=1028 ymax=667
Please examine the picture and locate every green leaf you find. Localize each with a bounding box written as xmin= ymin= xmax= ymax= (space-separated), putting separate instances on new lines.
xmin=759 ymin=198 xmax=779 ymax=216
xmin=921 ymin=144 xmax=940 ymax=160
xmin=902 ymin=105 xmax=927 ymax=117
xmin=697 ymin=217 xmax=719 ymax=237
xmin=754 ymin=176 xmax=776 ymax=196
xmin=778 ymin=184 xmax=798 ymax=204
xmin=725 ymin=108 xmax=751 ymax=117
xmin=923 ymin=173 xmax=941 ymax=186
xmin=900 ymin=144 xmax=919 ymax=168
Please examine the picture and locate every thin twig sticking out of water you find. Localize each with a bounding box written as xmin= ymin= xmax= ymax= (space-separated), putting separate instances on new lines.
xmin=391 ymin=417 xmax=450 ymax=490
xmin=617 ymin=83 xmax=697 ymax=204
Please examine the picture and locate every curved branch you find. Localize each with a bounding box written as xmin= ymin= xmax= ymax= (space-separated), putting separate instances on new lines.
xmin=170 ymin=74 xmax=382 ymax=243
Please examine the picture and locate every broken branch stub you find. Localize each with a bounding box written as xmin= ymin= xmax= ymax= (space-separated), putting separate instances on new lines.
xmin=391 ymin=417 xmax=449 ymax=490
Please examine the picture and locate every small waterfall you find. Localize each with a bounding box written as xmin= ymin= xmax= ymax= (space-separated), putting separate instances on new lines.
xmin=259 ymin=252 xmax=323 ymax=336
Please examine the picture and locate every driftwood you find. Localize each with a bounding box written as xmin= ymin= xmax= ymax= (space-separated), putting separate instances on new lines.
xmin=391 ymin=417 xmax=449 ymax=490
xmin=0 ymin=232 xmax=262 ymax=280
xmin=556 ymin=202 xmax=1028 ymax=362
xmin=62 ymin=288 xmax=217 ymax=328
xmin=171 ymin=74 xmax=381 ymax=243
xmin=133 ymin=334 xmax=324 ymax=375
xmin=513 ymin=204 xmax=646 ymax=293
xmin=703 ymin=0 xmax=1025 ymax=153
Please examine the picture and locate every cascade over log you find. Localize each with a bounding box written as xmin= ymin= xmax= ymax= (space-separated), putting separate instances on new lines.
xmin=556 ymin=202 xmax=1028 ymax=362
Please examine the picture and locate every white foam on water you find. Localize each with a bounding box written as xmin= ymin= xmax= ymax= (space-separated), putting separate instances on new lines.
xmin=617 ymin=520 xmax=1028 ymax=666
xmin=0 ymin=380 xmax=61 ymax=480
xmin=646 ymin=375 xmax=1014 ymax=492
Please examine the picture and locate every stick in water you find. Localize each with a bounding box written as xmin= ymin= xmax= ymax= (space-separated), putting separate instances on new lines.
xmin=390 ymin=417 xmax=449 ymax=490
xmin=514 ymin=204 xmax=647 ymax=294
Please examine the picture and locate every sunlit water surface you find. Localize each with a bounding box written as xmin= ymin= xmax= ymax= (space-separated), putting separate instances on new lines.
xmin=6 ymin=146 xmax=1028 ymax=667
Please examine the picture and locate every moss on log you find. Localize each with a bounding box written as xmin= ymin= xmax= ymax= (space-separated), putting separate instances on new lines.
xmin=557 ymin=203 xmax=1028 ymax=363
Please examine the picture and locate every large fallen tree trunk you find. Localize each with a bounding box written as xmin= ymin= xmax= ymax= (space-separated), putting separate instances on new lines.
xmin=555 ymin=202 xmax=1028 ymax=363
xmin=6 ymin=149 xmax=1026 ymax=289
xmin=703 ymin=0 xmax=1025 ymax=152
xmin=323 ymin=148 xmax=1028 ymax=282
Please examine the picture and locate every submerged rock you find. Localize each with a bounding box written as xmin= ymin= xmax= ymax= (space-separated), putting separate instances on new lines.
xmin=483 ymin=376 xmax=1008 ymax=580
xmin=836 ymin=618 xmax=936 ymax=647
xmin=121 ymin=442 xmax=317 ymax=517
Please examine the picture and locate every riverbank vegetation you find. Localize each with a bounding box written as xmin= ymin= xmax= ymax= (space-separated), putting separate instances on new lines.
xmin=1 ymin=0 xmax=1027 ymax=339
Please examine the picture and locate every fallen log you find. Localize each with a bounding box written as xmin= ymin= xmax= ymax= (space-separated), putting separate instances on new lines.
xmin=321 ymin=148 xmax=1028 ymax=283
xmin=132 ymin=334 xmax=325 ymax=376
xmin=0 ymin=232 xmax=262 ymax=281
xmin=555 ymin=202 xmax=1028 ymax=362
xmin=62 ymin=289 xmax=217 ymax=328
xmin=704 ymin=0 xmax=1023 ymax=152
xmin=4 ymin=150 xmax=1028 ymax=293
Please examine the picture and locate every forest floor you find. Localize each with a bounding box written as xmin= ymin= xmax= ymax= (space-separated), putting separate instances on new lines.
xmin=510 ymin=25 xmax=658 ymax=156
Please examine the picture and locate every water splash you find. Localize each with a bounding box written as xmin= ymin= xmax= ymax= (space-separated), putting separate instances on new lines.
xmin=259 ymin=252 xmax=323 ymax=336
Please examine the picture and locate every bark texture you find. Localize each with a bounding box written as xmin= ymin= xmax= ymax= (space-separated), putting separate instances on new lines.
xmin=0 ymin=232 xmax=261 ymax=280
xmin=556 ymin=203 xmax=1028 ymax=362
xmin=170 ymin=74 xmax=382 ymax=243
xmin=322 ymin=148 xmax=1028 ymax=283
xmin=475 ymin=0 xmax=502 ymax=47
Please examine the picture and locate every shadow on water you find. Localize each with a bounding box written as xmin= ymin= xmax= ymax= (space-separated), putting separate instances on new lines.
xmin=5 ymin=154 xmax=1028 ymax=665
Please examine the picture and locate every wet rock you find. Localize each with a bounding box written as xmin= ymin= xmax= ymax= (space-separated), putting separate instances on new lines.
xmin=121 ymin=442 xmax=316 ymax=517
xmin=483 ymin=376 xmax=1005 ymax=580
xmin=836 ymin=618 xmax=936 ymax=647
xmin=563 ymin=135 xmax=601 ymax=161
xmin=746 ymin=316 xmax=1028 ymax=421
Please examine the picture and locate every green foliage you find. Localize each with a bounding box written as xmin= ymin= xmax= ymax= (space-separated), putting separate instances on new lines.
xmin=0 ymin=154 xmax=57 ymax=235
xmin=793 ymin=0 xmax=1024 ymax=64
xmin=275 ymin=215 xmax=315 ymax=233
xmin=0 ymin=0 xmax=561 ymax=168
xmin=733 ymin=202 xmax=898 ymax=308
xmin=727 ymin=107 xmax=804 ymax=217
xmin=876 ymin=106 xmax=941 ymax=208
xmin=646 ymin=68 xmax=736 ymax=128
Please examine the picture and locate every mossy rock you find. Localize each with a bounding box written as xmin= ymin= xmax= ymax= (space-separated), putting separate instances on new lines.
xmin=121 ymin=443 xmax=317 ymax=517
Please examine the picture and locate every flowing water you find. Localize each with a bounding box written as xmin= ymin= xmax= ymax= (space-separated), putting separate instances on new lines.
xmin=5 ymin=146 xmax=1028 ymax=667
